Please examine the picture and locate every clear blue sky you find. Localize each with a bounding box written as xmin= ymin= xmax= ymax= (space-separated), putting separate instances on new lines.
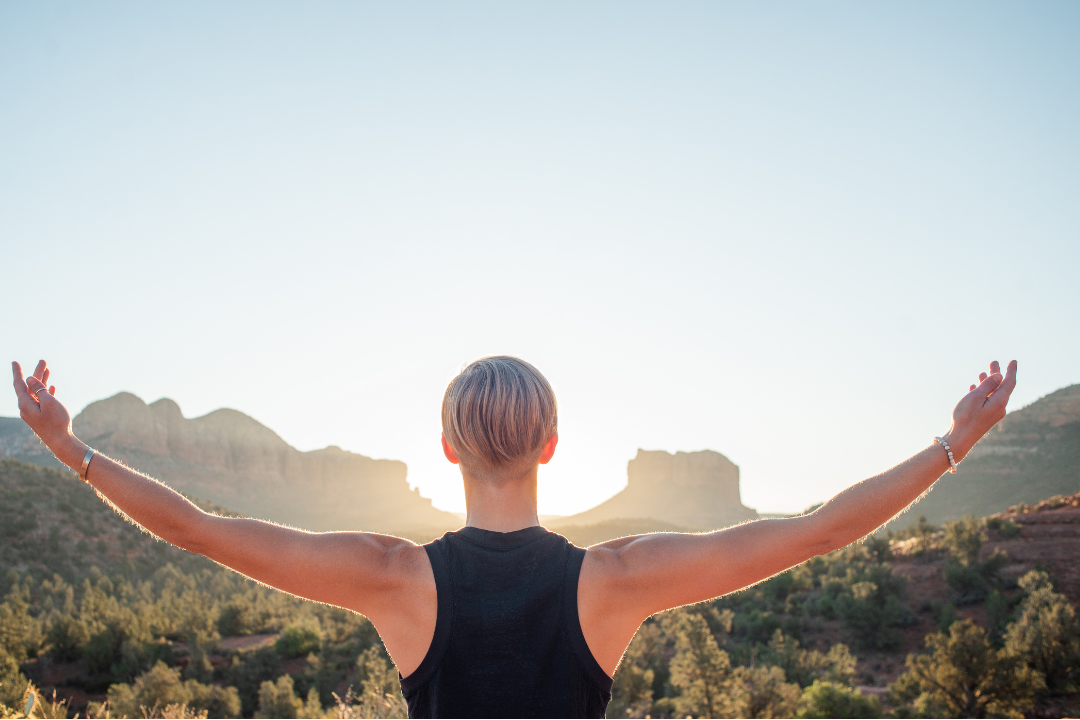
xmin=2 ymin=2 xmax=1078 ymax=516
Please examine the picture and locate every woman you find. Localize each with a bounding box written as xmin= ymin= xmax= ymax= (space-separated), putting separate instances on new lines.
xmin=11 ymin=356 xmax=1017 ymax=718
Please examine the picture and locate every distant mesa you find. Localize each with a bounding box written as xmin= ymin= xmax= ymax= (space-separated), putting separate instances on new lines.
xmin=4 ymin=381 xmax=1078 ymax=539
xmin=0 ymin=392 xmax=460 ymax=535
xmin=550 ymin=449 xmax=758 ymax=531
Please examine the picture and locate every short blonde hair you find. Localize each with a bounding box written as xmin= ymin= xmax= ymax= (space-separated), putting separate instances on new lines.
xmin=442 ymin=356 xmax=558 ymax=474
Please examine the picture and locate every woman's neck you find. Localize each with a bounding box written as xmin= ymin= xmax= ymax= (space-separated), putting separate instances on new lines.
xmin=462 ymin=467 xmax=540 ymax=532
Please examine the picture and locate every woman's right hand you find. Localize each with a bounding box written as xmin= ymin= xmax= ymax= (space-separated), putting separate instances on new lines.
xmin=11 ymin=360 xmax=86 ymax=469
xmin=944 ymin=359 xmax=1018 ymax=461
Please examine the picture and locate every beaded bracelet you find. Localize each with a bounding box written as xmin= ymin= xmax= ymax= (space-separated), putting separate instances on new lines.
xmin=934 ymin=437 xmax=957 ymax=474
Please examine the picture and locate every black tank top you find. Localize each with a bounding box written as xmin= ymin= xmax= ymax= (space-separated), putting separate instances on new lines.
xmin=399 ymin=526 xmax=613 ymax=718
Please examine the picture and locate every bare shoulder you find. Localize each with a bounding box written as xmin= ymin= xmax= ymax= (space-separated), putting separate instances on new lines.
xmin=360 ymin=533 xmax=433 ymax=590
xmin=581 ymin=533 xmax=671 ymax=592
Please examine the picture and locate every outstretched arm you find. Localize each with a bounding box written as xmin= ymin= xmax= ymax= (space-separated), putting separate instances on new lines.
xmin=580 ymin=360 xmax=1018 ymax=674
xmin=10 ymin=361 xmax=435 ymax=665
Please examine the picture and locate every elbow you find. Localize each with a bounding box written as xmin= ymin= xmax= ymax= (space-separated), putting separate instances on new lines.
xmin=801 ymin=514 xmax=846 ymax=557
xmin=163 ymin=511 xmax=211 ymax=556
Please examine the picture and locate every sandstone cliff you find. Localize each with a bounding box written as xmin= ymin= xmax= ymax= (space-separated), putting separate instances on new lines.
xmin=551 ymin=449 xmax=759 ymax=530
xmin=1 ymin=393 xmax=460 ymax=535
xmin=894 ymin=383 xmax=1080 ymax=526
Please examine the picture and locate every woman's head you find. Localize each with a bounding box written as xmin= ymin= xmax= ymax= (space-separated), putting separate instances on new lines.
xmin=441 ymin=356 xmax=558 ymax=482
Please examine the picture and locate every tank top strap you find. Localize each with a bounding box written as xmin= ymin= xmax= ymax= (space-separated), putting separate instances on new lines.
xmin=561 ymin=545 xmax=615 ymax=694
xmin=399 ymin=538 xmax=453 ymax=694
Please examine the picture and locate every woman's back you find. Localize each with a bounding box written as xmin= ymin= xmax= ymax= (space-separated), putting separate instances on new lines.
xmin=401 ymin=526 xmax=612 ymax=718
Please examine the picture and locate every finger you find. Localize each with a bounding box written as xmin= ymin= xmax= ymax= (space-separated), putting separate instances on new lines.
xmin=42 ymin=368 xmax=50 ymax=385
xmin=973 ymin=370 xmax=1003 ymax=399
xmin=49 ymin=385 xmax=56 ymax=397
xmin=33 ymin=359 xmax=47 ymax=381
xmin=970 ymin=384 xmax=976 ymax=392
xmin=988 ymin=360 xmax=1018 ymax=406
xmin=989 ymin=360 xmax=1000 ymax=376
xmin=979 ymin=372 xmax=987 ymax=383
xmin=11 ymin=361 xmax=36 ymax=405
xmin=26 ymin=376 xmax=56 ymax=407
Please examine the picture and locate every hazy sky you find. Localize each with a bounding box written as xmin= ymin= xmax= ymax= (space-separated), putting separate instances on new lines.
xmin=3 ymin=2 xmax=1078 ymax=516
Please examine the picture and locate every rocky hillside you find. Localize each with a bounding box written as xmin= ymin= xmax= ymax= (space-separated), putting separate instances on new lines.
xmin=550 ymin=449 xmax=758 ymax=531
xmin=0 ymin=393 xmax=459 ymax=536
xmin=895 ymin=383 xmax=1080 ymax=527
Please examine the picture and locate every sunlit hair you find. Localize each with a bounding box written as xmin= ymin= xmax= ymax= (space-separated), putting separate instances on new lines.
xmin=442 ymin=356 xmax=558 ymax=478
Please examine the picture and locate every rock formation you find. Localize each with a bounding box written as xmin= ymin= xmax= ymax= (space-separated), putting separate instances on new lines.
xmin=1 ymin=393 xmax=460 ymax=535
xmin=551 ymin=449 xmax=759 ymax=530
xmin=893 ymin=383 xmax=1080 ymax=526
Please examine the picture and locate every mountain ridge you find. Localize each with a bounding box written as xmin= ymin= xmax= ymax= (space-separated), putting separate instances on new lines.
xmin=0 ymin=392 xmax=460 ymax=535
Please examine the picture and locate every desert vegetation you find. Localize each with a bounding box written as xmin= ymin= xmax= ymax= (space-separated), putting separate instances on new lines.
xmin=1 ymin=458 xmax=1078 ymax=718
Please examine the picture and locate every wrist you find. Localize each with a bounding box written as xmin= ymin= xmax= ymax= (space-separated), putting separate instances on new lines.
xmin=941 ymin=428 xmax=977 ymax=462
xmin=50 ymin=433 xmax=90 ymax=472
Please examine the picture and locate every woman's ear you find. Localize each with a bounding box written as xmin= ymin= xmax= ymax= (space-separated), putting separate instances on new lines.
xmin=441 ymin=434 xmax=460 ymax=464
xmin=538 ymin=433 xmax=559 ymax=465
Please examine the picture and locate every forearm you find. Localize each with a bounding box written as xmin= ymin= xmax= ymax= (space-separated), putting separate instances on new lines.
xmin=809 ymin=430 xmax=975 ymax=551
xmin=51 ymin=432 xmax=209 ymax=551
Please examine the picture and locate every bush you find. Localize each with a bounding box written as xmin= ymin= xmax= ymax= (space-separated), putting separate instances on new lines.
xmin=256 ymin=675 xmax=303 ymax=719
xmin=610 ymin=625 xmax=661 ymax=719
xmin=797 ymin=680 xmax=882 ymax=718
xmin=106 ymin=661 xmax=241 ymax=719
xmin=276 ymin=621 xmax=321 ymax=658
xmin=1003 ymin=570 xmax=1080 ymax=695
xmin=762 ymin=630 xmax=856 ymax=688
xmin=0 ymin=645 xmax=29 ymax=709
xmin=889 ymin=619 xmax=1042 ymax=718
xmin=351 ymin=646 xmax=407 ymax=719
xmin=942 ymin=517 xmax=984 ymax=567
xmin=224 ymin=646 xmax=284 ymax=717
xmin=730 ymin=665 xmax=801 ymax=718
xmin=670 ymin=613 xmax=734 ymax=718
xmin=941 ymin=517 xmax=1009 ymax=604
xmin=834 ymin=568 xmax=908 ymax=650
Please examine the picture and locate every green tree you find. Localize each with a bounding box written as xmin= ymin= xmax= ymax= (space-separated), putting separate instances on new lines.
xmin=889 ymin=619 xmax=1042 ymax=718
xmin=353 ymin=646 xmax=408 ymax=719
xmin=256 ymin=675 xmax=303 ymax=719
xmin=834 ymin=569 xmax=907 ymax=650
xmin=276 ymin=620 xmax=322 ymax=658
xmin=796 ymin=680 xmax=881 ymax=719
xmin=0 ymin=645 xmax=29 ymax=709
xmin=942 ymin=516 xmax=985 ymax=566
xmin=1003 ymin=570 xmax=1080 ymax=694
xmin=942 ymin=517 xmax=1008 ymax=604
xmin=730 ymin=665 xmax=801 ymax=718
xmin=670 ymin=613 xmax=734 ymax=718
xmin=106 ymin=660 xmax=240 ymax=719
xmin=762 ymin=630 xmax=856 ymax=688
xmin=0 ymin=589 xmax=42 ymax=663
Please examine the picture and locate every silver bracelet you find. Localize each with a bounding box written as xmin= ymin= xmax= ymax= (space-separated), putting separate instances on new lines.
xmin=79 ymin=447 xmax=95 ymax=483
xmin=934 ymin=437 xmax=957 ymax=474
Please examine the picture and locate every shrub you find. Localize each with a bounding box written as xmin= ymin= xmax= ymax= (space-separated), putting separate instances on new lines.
xmin=999 ymin=520 xmax=1021 ymax=539
xmin=942 ymin=516 xmax=984 ymax=567
xmin=0 ymin=645 xmax=29 ymax=709
xmin=106 ymin=661 xmax=241 ymax=719
xmin=797 ymin=680 xmax=881 ymax=719
xmin=670 ymin=613 xmax=734 ymax=718
xmin=730 ymin=665 xmax=801 ymax=719
xmin=276 ymin=621 xmax=321 ymax=658
xmin=352 ymin=646 xmax=407 ymax=719
xmin=256 ymin=675 xmax=303 ymax=719
xmin=833 ymin=566 xmax=909 ymax=651
xmin=889 ymin=619 xmax=1042 ymax=718
xmin=1003 ymin=570 xmax=1080 ymax=694
xmin=610 ymin=624 xmax=662 ymax=719
xmin=762 ymin=630 xmax=856 ymax=688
